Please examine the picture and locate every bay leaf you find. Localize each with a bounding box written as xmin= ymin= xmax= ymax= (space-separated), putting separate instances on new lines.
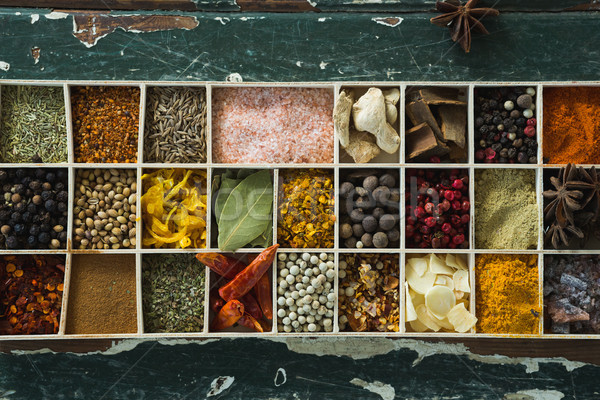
xmin=249 ymin=217 xmax=273 ymax=248
xmin=213 ymin=176 xmax=241 ymax=222
xmin=237 ymin=168 xmax=257 ymax=180
xmin=218 ymin=170 xmax=273 ymax=251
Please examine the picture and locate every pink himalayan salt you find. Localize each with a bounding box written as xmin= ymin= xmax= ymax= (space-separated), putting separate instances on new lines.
xmin=212 ymin=87 xmax=334 ymax=163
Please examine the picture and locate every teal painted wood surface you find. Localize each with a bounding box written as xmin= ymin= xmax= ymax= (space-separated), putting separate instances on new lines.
xmin=0 ymin=338 xmax=597 ymax=399
xmin=0 ymin=10 xmax=599 ymax=82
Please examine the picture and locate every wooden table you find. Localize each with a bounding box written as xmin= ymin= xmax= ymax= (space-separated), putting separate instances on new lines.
xmin=1 ymin=1 xmax=599 ymax=398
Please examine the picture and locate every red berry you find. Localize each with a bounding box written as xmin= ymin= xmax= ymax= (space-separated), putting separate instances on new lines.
xmin=425 ymin=171 xmax=435 ymax=180
xmin=441 ymin=235 xmax=451 ymax=245
xmin=450 ymin=214 xmax=461 ymax=226
xmin=485 ymin=148 xmax=496 ymax=160
xmin=454 ymin=190 xmax=462 ymax=200
xmin=441 ymin=223 xmax=452 ymax=233
xmin=407 ymin=216 xmax=417 ymax=226
xmin=419 ymin=225 xmax=431 ymax=234
xmin=527 ymin=118 xmax=536 ymax=127
xmin=444 ymin=191 xmax=455 ymax=201
xmin=424 ymin=216 xmax=437 ymax=228
xmin=460 ymin=214 xmax=470 ymax=224
xmin=475 ymin=150 xmax=485 ymax=161
xmin=432 ymin=237 xmax=442 ymax=248
xmin=452 ymin=234 xmax=465 ymax=245
xmin=452 ymin=200 xmax=462 ymax=211
xmin=524 ymin=126 xmax=536 ymax=137
xmin=406 ymin=224 xmax=415 ymax=237
xmin=414 ymin=207 xmax=426 ymax=219
xmin=429 ymin=155 xmax=441 ymax=163
xmin=448 ymin=242 xmax=457 ymax=249
xmin=452 ymin=179 xmax=463 ymax=190
xmin=419 ymin=241 xmax=429 ymax=249
xmin=442 ymin=199 xmax=451 ymax=212
xmin=424 ymin=202 xmax=435 ymax=214
xmin=461 ymin=200 xmax=470 ymax=211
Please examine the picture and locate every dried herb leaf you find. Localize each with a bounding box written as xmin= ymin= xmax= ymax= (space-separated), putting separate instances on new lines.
xmin=218 ymin=170 xmax=273 ymax=251
xmin=214 ymin=177 xmax=242 ymax=222
xmin=249 ymin=219 xmax=273 ymax=248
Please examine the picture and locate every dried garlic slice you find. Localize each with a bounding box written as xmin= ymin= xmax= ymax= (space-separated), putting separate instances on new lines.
xmin=435 ymin=275 xmax=455 ymax=290
xmin=405 ymin=282 xmax=417 ymax=322
xmin=455 ymin=254 xmax=468 ymax=270
xmin=406 ymin=262 xmax=436 ymax=294
xmin=453 ymin=270 xmax=470 ymax=292
xmin=425 ymin=285 xmax=456 ymax=319
xmin=429 ymin=253 xmax=455 ymax=275
xmin=430 ymin=313 xmax=454 ymax=331
xmin=445 ymin=254 xmax=461 ymax=270
xmin=447 ymin=303 xmax=477 ymax=333
xmin=416 ymin=304 xmax=441 ymax=332
xmin=409 ymin=288 xmax=425 ymax=307
xmin=410 ymin=318 xmax=429 ymax=332
xmin=408 ymin=257 xmax=428 ymax=277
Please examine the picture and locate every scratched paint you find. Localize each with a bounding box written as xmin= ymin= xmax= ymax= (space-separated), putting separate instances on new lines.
xmin=1 ymin=338 xmax=598 ymax=399
xmin=1 ymin=10 xmax=600 ymax=81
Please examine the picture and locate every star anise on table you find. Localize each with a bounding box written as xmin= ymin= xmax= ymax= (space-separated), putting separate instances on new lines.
xmin=430 ymin=0 xmax=499 ymax=53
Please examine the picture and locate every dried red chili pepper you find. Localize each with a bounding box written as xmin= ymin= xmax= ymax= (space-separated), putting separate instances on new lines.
xmin=196 ymin=253 xmax=246 ymax=279
xmin=240 ymin=293 xmax=262 ymax=320
xmin=254 ymin=274 xmax=273 ymax=320
xmin=237 ymin=313 xmax=264 ymax=332
xmin=218 ymin=244 xmax=279 ymax=302
xmin=211 ymin=300 xmax=244 ymax=331
xmin=209 ymin=289 xmax=225 ymax=313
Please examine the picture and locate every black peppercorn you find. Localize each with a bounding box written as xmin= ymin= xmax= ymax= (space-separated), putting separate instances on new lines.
xmin=14 ymin=184 xmax=25 ymax=195
xmin=58 ymin=231 xmax=67 ymax=242
xmin=40 ymin=223 xmax=51 ymax=232
xmin=475 ymin=117 xmax=484 ymax=128
xmin=6 ymin=236 xmax=19 ymax=249
xmin=54 ymin=182 xmax=65 ymax=192
xmin=508 ymin=148 xmax=517 ymax=159
xmin=21 ymin=212 xmax=32 ymax=223
xmin=14 ymin=224 xmax=25 ymax=235
xmin=15 ymin=169 xmax=25 ymax=179
xmin=29 ymin=225 xmax=40 ymax=236
xmin=27 ymin=236 xmax=37 ymax=247
xmin=29 ymin=180 xmax=41 ymax=190
xmin=10 ymin=212 xmax=21 ymax=222
xmin=45 ymin=172 xmax=56 ymax=183
xmin=57 ymin=202 xmax=67 ymax=213
xmin=13 ymin=202 xmax=26 ymax=213
xmin=517 ymin=152 xmax=528 ymax=163
xmin=44 ymin=200 xmax=56 ymax=212
xmin=38 ymin=232 xmax=50 ymax=244
xmin=42 ymin=182 xmax=52 ymax=191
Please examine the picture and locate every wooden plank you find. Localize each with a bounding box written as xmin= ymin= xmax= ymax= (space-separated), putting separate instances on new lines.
xmin=0 ymin=0 xmax=588 ymax=11
xmin=0 ymin=10 xmax=598 ymax=82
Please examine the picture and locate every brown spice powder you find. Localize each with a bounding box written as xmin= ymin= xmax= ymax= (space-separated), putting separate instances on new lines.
xmin=66 ymin=254 xmax=137 ymax=334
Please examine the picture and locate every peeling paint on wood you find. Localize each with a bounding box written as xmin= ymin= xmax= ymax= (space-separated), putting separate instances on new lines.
xmin=0 ymin=10 xmax=599 ymax=81
xmin=1 ymin=338 xmax=600 ymax=399
xmin=71 ymin=13 xmax=199 ymax=48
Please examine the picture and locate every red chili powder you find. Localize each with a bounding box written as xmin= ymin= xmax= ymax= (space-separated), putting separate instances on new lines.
xmin=543 ymin=87 xmax=600 ymax=164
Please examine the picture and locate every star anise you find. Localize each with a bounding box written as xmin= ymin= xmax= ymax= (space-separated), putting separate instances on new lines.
xmin=545 ymin=222 xmax=584 ymax=250
xmin=430 ymin=0 xmax=499 ymax=53
xmin=577 ymin=166 xmax=600 ymax=221
xmin=543 ymin=164 xmax=588 ymax=228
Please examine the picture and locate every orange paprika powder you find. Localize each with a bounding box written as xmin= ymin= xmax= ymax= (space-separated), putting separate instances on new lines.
xmin=543 ymin=87 xmax=600 ymax=165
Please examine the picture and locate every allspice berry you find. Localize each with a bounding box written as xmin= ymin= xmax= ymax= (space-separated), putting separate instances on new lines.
xmin=340 ymin=182 xmax=354 ymax=198
xmin=361 ymin=233 xmax=373 ymax=247
xmin=379 ymin=214 xmax=396 ymax=231
xmin=362 ymin=215 xmax=377 ymax=233
xmin=373 ymin=232 xmax=388 ymax=248
xmin=340 ymin=223 xmax=353 ymax=239
xmin=363 ymin=176 xmax=378 ymax=192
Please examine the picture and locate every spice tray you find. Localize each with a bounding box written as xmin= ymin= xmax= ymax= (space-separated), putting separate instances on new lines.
xmin=0 ymin=80 xmax=599 ymax=340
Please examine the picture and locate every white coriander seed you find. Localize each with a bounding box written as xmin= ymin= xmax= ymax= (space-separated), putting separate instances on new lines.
xmin=345 ymin=287 xmax=355 ymax=297
xmin=339 ymin=270 xmax=346 ymax=279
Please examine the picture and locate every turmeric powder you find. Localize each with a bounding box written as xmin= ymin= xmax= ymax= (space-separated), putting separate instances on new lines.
xmin=475 ymin=254 xmax=540 ymax=334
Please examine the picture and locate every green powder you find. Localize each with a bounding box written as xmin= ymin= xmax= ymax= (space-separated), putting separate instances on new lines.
xmin=475 ymin=169 xmax=538 ymax=250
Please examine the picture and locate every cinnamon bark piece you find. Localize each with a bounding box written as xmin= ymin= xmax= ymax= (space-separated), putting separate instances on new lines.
xmin=439 ymin=104 xmax=467 ymax=148
xmin=407 ymin=87 xmax=467 ymax=105
xmin=406 ymin=122 xmax=449 ymax=161
xmin=406 ymin=100 xmax=443 ymax=141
